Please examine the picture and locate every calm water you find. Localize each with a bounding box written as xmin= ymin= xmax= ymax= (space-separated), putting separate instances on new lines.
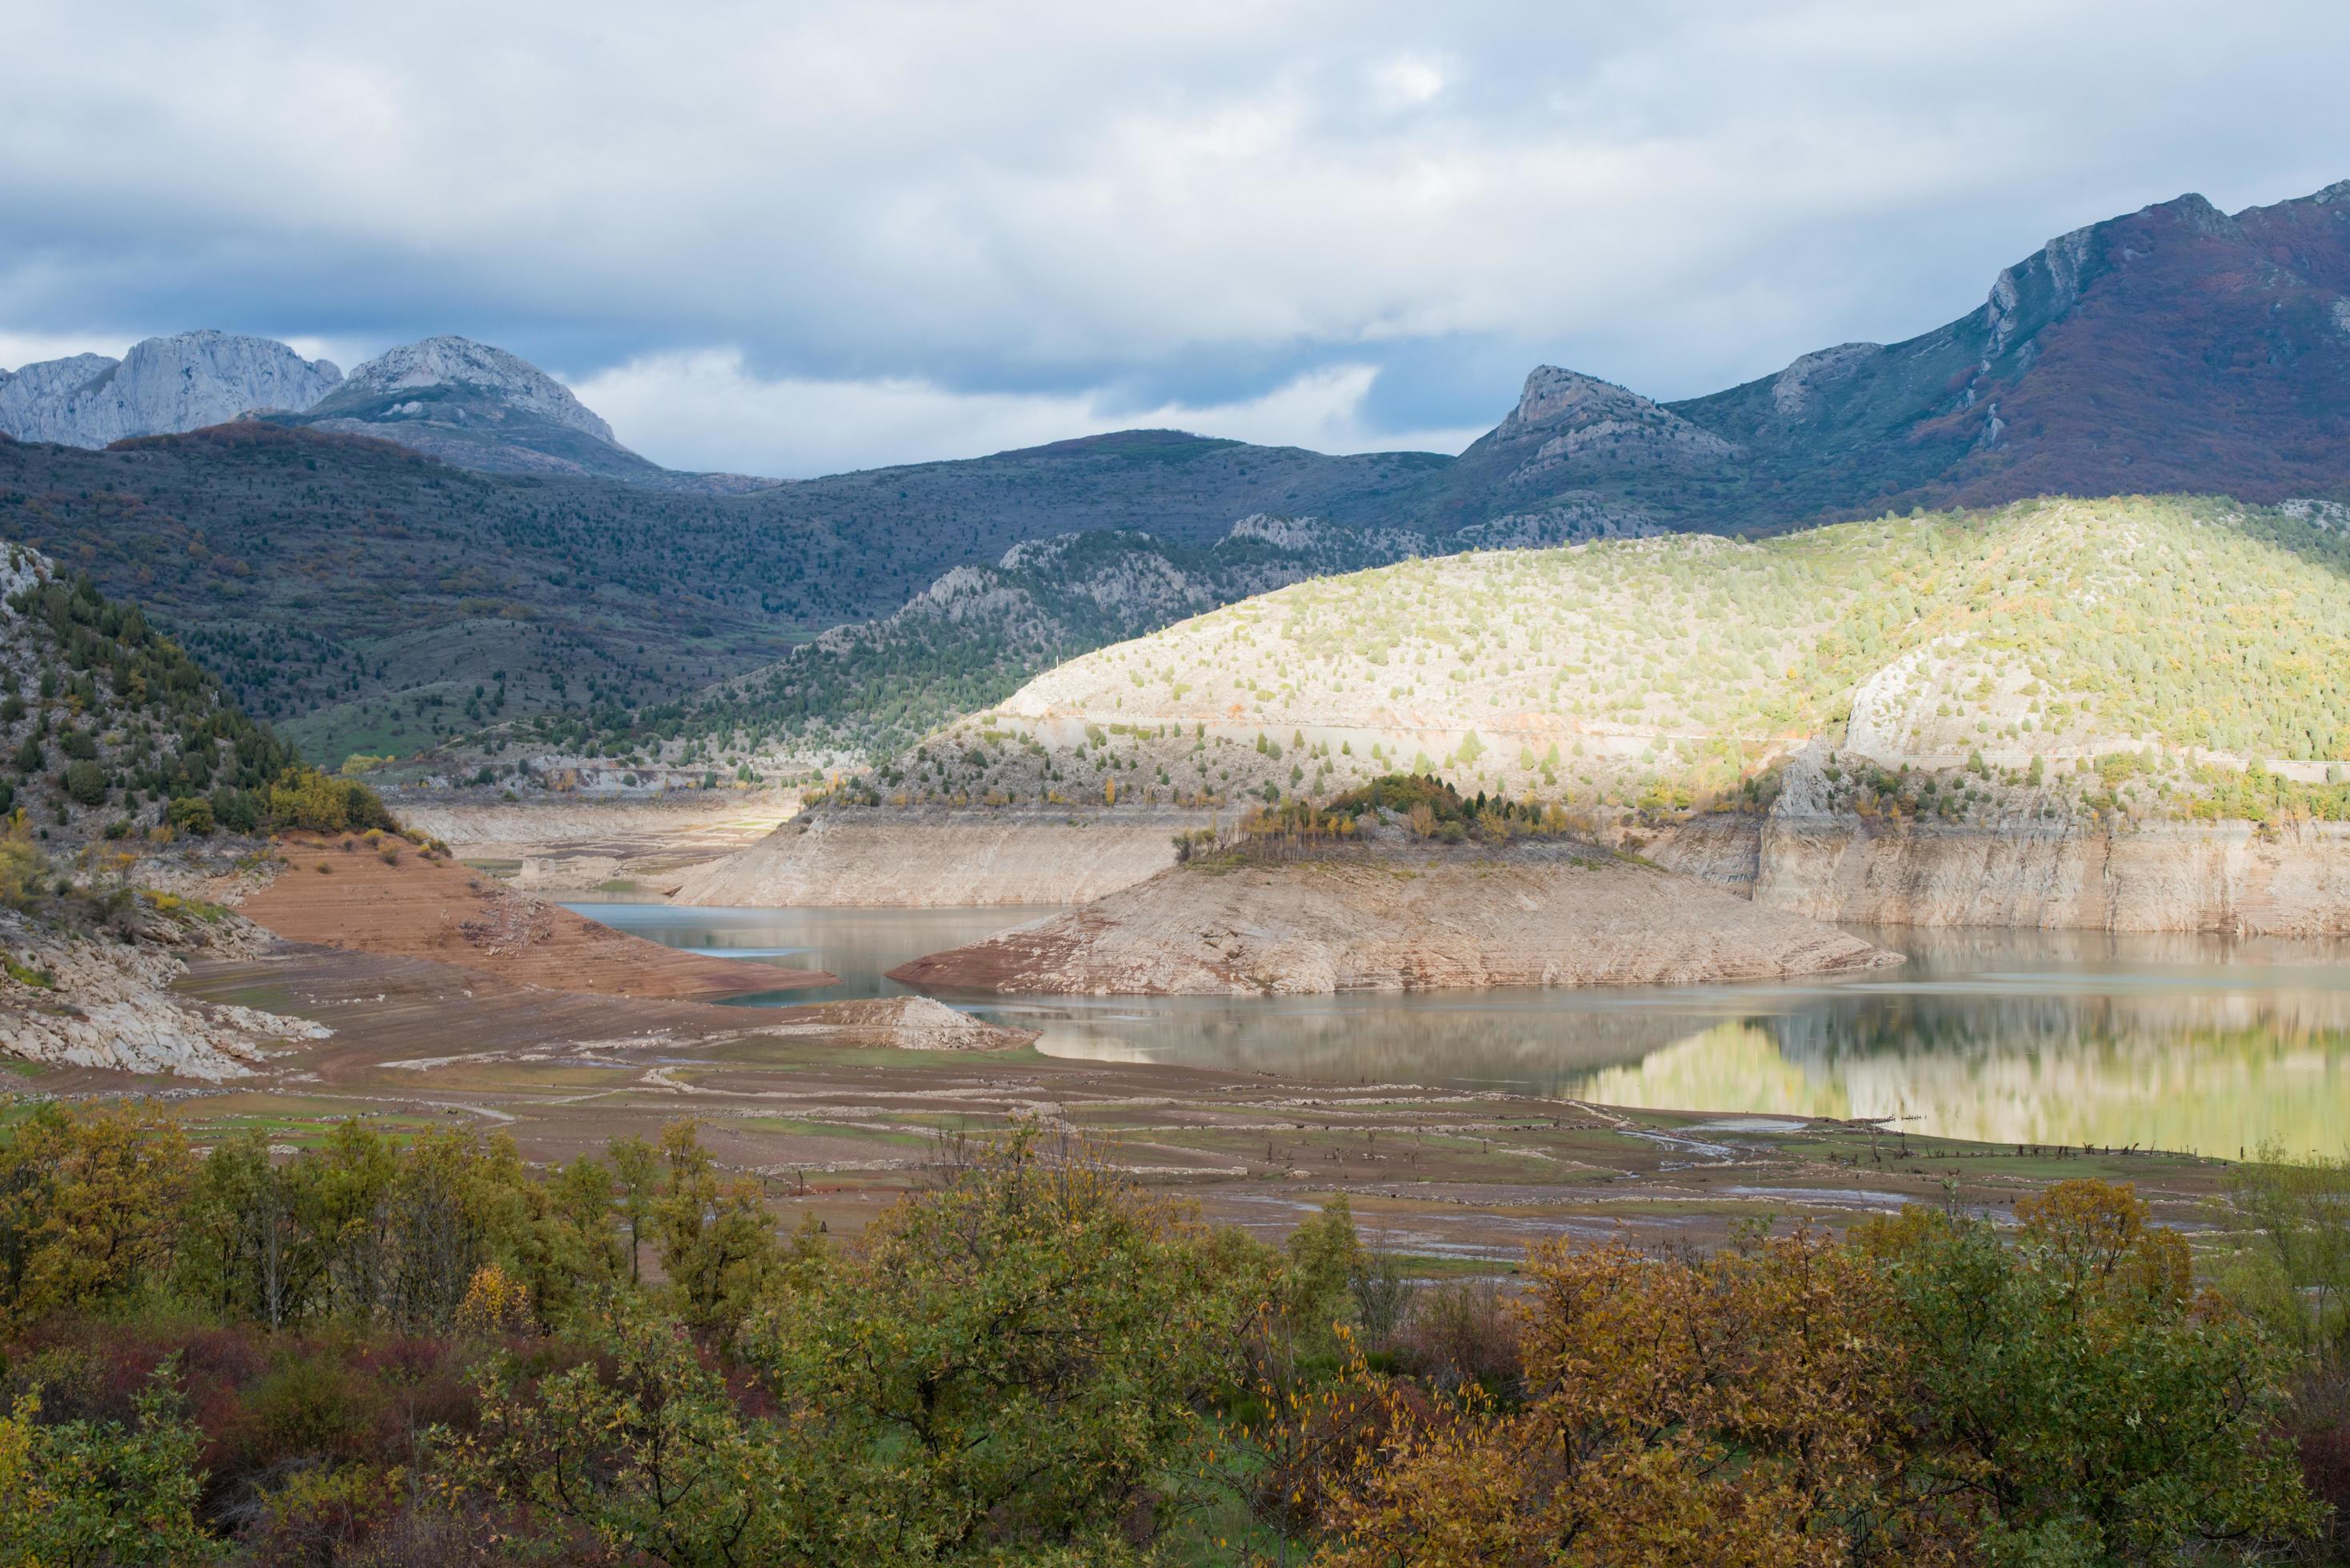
xmin=566 ymin=902 xmax=2350 ymax=1158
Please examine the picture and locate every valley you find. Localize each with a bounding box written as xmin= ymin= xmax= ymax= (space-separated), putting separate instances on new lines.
xmin=14 ymin=14 xmax=2350 ymax=1560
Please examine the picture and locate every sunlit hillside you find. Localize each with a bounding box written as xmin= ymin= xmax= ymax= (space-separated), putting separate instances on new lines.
xmin=900 ymin=495 xmax=2350 ymax=816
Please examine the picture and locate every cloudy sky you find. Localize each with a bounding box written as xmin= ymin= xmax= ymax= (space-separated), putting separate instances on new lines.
xmin=5 ymin=0 xmax=2346 ymax=476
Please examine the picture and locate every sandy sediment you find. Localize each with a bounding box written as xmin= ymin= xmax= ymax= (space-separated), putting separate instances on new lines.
xmin=390 ymin=790 xmax=799 ymax=892
xmin=240 ymin=834 xmax=833 ymax=1000
xmin=887 ymin=838 xmax=1900 ymax=995
xmin=670 ymin=806 xmax=1200 ymax=907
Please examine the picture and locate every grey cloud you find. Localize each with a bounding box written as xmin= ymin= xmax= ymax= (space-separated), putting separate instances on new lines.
xmin=3 ymin=0 xmax=2347 ymax=470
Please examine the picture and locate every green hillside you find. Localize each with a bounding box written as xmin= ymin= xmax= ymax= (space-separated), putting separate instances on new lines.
xmin=0 ymin=539 xmax=398 ymax=848
xmin=910 ymin=495 xmax=2350 ymax=818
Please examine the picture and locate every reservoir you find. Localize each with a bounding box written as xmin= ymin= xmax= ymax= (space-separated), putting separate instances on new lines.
xmin=567 ymin=901 xmax=2350 ymax=1159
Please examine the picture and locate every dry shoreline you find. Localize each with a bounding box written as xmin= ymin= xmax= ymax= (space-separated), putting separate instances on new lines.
xmin=237 ymin=833 xmax=834 ymax=1000
xmin=887 ymin=838 xmax=1900 ymax=995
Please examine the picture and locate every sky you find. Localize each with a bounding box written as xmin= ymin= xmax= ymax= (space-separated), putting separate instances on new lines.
xmin=4 ymin=0 xmax=2348 ymax=478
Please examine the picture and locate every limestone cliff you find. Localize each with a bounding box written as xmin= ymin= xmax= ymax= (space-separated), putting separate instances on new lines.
xmin=1643 ymin=795 xmax=2350 ymax=936
xmin=0 ymin=331 xmax=342 ymax=446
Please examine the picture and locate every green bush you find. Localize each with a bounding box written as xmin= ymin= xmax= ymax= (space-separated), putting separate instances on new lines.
xmin=165 ymin=796 xmax=215 ymax=836
xmin=62 ymin=760 xmax=107 ymax=806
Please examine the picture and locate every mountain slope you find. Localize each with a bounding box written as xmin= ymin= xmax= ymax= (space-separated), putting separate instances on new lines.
xmin=1393 ymin=182 xmax=2350 ymax=536
xmin=278 ymin=335 xmax=771 ymax=493
xmin=0 ymin=422 xmax=1442 ymax=767
xmin=478 ymin=514 xmax=1468 ymax=778
xmin=905 ymin=494 xmax=2350 ymax=817
xmin=0 ymin=538 xmax=302 ymax=843
xmin=0 ymin=331 xmax=342 ymax=447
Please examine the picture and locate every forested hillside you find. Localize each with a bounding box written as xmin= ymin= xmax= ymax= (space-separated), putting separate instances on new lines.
xmin=910 ymin=494 xmax=2350 ymax=819
xmin=0 ymin=425 xmax=1438 ymax=766
xmin=491 ymin=518 xmax=1475 ymax=776
xmin=0 ymin=540 xmax=307 ymax=844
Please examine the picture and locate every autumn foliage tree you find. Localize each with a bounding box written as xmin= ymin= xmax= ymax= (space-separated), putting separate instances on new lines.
xmin=1311 ymin=1184 xmax=2318 ymax=1566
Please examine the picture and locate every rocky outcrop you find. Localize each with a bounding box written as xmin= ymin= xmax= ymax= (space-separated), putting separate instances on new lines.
xmin=887 ymin=839 xmax=1900 ymax=996
xmin=318 ymin=336 xmax=619 ymax=444
xmin=0 ymin=331 xmax=342 ymax=446
xmin=0 ymin=909 xmax=328 ymax=1080
xmin=752 ymin=994 xmax=1036 ymax=1051
xmin=1484 ymin=366 xmax=1743 ymax=479
xmin=670 ymin=808 xmax=1199 ymax=907
xmin=1645 ymin=804 xmax=2350 ymax=934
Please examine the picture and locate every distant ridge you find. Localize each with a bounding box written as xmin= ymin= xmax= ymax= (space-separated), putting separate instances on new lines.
xmin=0 ymin=330 xmax=341 ymax=447
xmin=1399 ymin=180 xmax=2350 ymax=535
xmin=0 ymin=330 xmax=776 ymax=494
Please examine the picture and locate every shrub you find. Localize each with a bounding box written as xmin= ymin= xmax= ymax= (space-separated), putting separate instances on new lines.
xmin=0 ymin=1372 xmax=215 ymax=1567
xmin=1315 ymin=1183 xmax=2320 ymax=1565
xmin=261 ymin=767 xmax=396 ymax=835
xmin=164 ymin=796 xmax=215 ymax=837
xmin=62 ymin=759 xmax=108 ymax=806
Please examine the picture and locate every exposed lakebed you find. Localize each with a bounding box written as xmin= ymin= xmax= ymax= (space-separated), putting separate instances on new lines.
xmin=565 ymin=900 xmax=2350 ymax=1158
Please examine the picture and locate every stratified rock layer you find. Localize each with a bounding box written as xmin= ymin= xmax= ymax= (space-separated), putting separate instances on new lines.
xmin=887 ymin=839 xmax=1900 ymax=995
xmin=1647 ymin=811 xmax=2350 ymax=934
xmin=670 ymin=808 xmax=1201 ymax=907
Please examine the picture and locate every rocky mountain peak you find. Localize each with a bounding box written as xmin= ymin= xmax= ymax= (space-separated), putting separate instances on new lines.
xmin=0 ymin=331 xmax=342 ymax=447
xmin=332 ymin=336 xmax=619 ymax=445
xmin=1485 ymin=364 xmax=1741 ymax=476
xmin=1500 ymin=366 xmax=1651 ymax=434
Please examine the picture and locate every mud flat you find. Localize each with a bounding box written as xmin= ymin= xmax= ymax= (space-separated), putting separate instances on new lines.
xmin=670 ymin=806 xmax=1204 ymax=907
xmin=155 ymin=937 xmax=2224 ymax=1259
xmin=887 ymin=838 xmax=1900 ymax=995
xmin=390 ymin=790 xmax=799 ymax=893
xmin=238 ymin=834 xmax=832 ymax=1000
xmin=1643 ymin=811 xmax=2350 ymax=934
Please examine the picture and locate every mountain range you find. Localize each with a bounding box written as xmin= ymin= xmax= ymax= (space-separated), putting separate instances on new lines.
xmin=1401 ymin=180 xmax=2350 ymax=536
xmin=2 ymin=179 xmax=2347 ymax=770
xmin=8 ymin=178 xmax=2350 ymax=525
xmin=0 ymin=330 xmax=769 ymax=492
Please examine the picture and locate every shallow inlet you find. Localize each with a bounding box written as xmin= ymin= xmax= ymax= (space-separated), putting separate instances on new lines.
xmin=566 ymin=902 xmax=2350 ymax=1159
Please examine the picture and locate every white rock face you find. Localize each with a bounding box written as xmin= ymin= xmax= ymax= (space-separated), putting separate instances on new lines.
xmin=1495 ymin=366 xmax=1743 ymax=472
xmin=334 ymin=336 xmax=619 ymax=444
xmin=0 ymin=331 xmax=342 ymax=446
xmin=0 ymin=910 xmax=330 ymax=1080
xmin=1770 ymin=342 xmax=1880 ymax=417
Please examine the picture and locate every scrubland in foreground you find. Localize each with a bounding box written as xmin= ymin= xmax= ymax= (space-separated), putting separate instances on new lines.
xmin=2 ymin=1101 xmax=2348 ymax=1566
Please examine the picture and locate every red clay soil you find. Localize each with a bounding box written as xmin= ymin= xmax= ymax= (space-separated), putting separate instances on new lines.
xmin=239 ymin=835 xmax=831 ymax=1002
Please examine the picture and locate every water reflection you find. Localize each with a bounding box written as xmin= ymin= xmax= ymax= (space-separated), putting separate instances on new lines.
xmin=571 ymin=904 xmax=2350 ymax=1157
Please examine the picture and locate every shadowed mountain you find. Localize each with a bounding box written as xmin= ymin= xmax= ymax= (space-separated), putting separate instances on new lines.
xmin=0 ymin=420 xmax=1443 ymax=766
xmin=1410 ymin=181 xmax=2350 ymax=535
xmin=4 ymin=180 xmax=2349 ymax=773
xmin=269 ymin=335 xmax=778 ymax=494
